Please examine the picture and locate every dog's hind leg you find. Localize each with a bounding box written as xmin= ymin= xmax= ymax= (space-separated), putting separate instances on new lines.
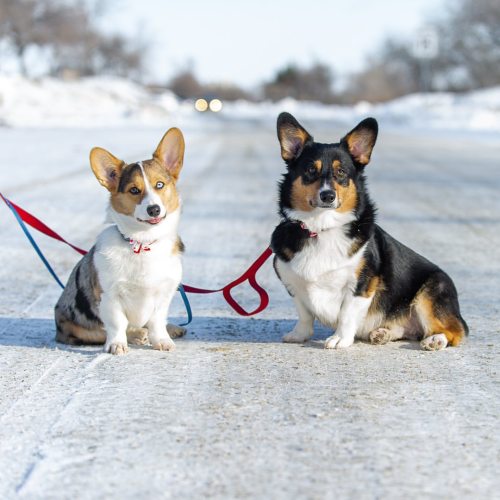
xmin=414 ymin=272 xmax=468 ymax=351
xmin=167 ymin=324 xmax=187 ymax=338
xmin=55 ymin=316 xmax=106 ymax=345
xmin=127 ymin=327 xmax=149 ymax=345
xmin=369 ymin=325 xmax=406 ymax=345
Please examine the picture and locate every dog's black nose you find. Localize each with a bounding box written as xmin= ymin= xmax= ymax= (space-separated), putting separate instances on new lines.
xmin=147 ymin=204 xmax=161 ymax=217
xmin=320 ymin=190 xmax=336 ymax=204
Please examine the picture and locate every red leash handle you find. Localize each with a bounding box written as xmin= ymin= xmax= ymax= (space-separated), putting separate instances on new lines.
xmin=222 ymin=247 xmax=273 ymax=316
xmin=183 ymin=247 xmax=273 ymax=316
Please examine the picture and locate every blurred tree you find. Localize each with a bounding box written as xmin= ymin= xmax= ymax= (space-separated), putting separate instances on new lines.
xmin=263 ymin=62 xmax=337 ymax=103
xmin=345 ymin=0 xmax=500 ymax=102
xmin=435 ymin=0 xmax=500 ymax=89
xmin=168 ymin=69 xmax=252 ymax=101
xmin=0 ymin=0 xmax=47 ymax=75
xmin=168 ymin=69 xmax=203 ymax=99
xmin=344 ymin=40 xmax=423 ymax=103
xmin=0 ymin=0 xmax=145 ymax=79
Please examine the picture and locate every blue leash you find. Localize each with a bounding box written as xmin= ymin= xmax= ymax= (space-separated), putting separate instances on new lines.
xmin=3 ymin=196 xmax=66 ymax=289
xmin=2 ymin=197 xmax=193 ymax=326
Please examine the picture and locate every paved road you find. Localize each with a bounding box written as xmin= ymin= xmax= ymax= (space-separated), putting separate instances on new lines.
xmin=0 ymin=120 xmax=499 ymax=499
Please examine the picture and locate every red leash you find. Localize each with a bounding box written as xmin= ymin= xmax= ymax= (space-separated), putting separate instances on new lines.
xmin=1 ymin=194 xmax=273 ymax=317
xmin=182 ymin=246 xmax=273 ymax=316
xmin=1 ymin=195 xmax=87 ymax=256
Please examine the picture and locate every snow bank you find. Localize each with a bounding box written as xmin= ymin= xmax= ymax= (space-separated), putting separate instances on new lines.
xmin=222 ymin=90 xmax=500 ymax=132
xmin=0 ymin=75 xmax=191 ymax=127
xmin=0 ymin=74 xmax=499 ymax=132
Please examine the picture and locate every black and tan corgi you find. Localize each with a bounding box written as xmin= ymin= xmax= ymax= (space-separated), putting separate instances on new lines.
xmin=271 ymin=112 xmax=468 ymax=350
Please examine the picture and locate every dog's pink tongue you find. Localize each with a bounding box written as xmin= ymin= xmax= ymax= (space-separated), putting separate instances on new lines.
xmin=148 ymin=217 xmax=162 ymax=224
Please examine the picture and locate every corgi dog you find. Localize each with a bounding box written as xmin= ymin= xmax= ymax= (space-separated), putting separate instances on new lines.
xmin=271 ymin=113 xmax=468 ymax=351
xmin=55 ymin=128 xmax=187 ymax=355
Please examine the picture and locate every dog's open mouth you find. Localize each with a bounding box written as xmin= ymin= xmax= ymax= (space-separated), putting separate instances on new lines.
xmin=137 ymin=215 xmax=165 ymax=225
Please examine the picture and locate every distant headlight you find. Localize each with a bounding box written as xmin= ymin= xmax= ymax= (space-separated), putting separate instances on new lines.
xmin=209 ymin=99 xmax=223 ymax=112
xmin=195 ymin=98 xmax=208 ymax=112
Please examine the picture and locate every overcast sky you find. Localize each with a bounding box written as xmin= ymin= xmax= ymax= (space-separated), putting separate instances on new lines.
xmin=105 ymin=0 xmax=445 ymax=87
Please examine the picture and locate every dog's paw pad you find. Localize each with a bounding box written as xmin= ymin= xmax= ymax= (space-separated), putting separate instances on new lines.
xmin=283 ymin=330 xmax=312 ymax=343
xmin=152 ymin=340 xmax=176 ymax=352
xmin=325 ymin=334 xmax=353 ymax=349
xmin=127 ymin=328 xmax=148 ymax=345
xmin=421 ymin=333 xmax=448 ymax=351
xmin=167 ymin=324 xmax=187 ymax=339
xmin=106 ymin=343 xmax=129 ymax=355
xmin=369 ymin=328 xmax=391 ymax=345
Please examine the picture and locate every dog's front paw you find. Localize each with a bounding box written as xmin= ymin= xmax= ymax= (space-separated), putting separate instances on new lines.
xmin=105 ymin=342 xmax=129 ymax=355
xmin=167 ymin=323 xmax=187 ymax=339
xmin=283 ymin=329 xmax=312 ymax=343
xmin=324 ymin=334 xmax=353 ymax=349
xmin=421 ymin=333 xmax=448 ymax=351
xmin=152 ymin=339 xmax=176 ymax=352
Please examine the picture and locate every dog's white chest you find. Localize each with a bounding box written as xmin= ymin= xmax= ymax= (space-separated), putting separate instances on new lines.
xmin=94 ymin=227 xmax=182 ymax=326
xmin=276 ymin=227 xmax=364 ymax=326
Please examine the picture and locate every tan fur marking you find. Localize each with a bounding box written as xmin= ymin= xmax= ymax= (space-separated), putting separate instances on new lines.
xmin=282 ymin=248 xmax=294 ymax=261
xmin=56 ymin=318 xmax=106 ymax=345
xmin=143 ymin=159 xmax=180 ymax=213
xmin=364 ymin=276 xmax=380 ymax=297
xmin=349 ymin=239 xmax=364 ymax=257
xmin=336 ymin=179 xmax=358 ymax=213
xmin=415 ymin=293 xmax=465 ymax=347
xmin=314 ymin=160 xmax=322 ymax=171
xmin=110 ymin=169 xmax=146 ymax=215
xmin=173 ymin=236 xmax=185 ymax=255
xmin=290 ymin=177 xmax=319 ymax=212
xmin=332 ymin=160 xmax=341 ymax=170
xmin=355 ymin=258 xmax=366 ymax=279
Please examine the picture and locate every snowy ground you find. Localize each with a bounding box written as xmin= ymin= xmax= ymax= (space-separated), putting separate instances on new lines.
xmin=0 ymin=118 xmax=499 ymax=499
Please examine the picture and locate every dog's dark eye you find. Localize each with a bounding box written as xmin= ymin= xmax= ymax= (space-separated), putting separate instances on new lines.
xmin=337 ymin=168 xmax=347 ymax=179
xmin=129 ymin=187 xmax=140 ymax=195
xmin=155 ymin=181 xmax=164 ymax=189
xmin=307 ymin=165 xmax=317 ymax=176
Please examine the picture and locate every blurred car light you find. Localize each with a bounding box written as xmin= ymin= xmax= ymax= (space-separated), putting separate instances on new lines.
xmin=195 ymin=98 xmax=208 ymax=112
xmin=209 ymin=98 xmax=223 ymax=112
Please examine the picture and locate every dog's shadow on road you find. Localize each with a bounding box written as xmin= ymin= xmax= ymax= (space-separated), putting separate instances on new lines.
xmin=0 ymin=316 xmax=334 ymax=352
xmin=0 ymin=317 xmax=423 ymax=351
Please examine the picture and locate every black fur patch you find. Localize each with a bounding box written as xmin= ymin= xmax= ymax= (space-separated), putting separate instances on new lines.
xmin=117 ymin=163 xmax=142 ymax=193
xmin=271 ymin=220 xmax=312 ymax=262
xmin=74 ymin=266 xmax=100 ymax=323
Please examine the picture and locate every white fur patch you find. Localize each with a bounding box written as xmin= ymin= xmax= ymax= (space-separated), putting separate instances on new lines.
xmin=133 ymin=162 xmax=166 ymax=222
xmin=94 ymin=197 xmax=182 ymax=353
xmin=277 ymin=207 xmax=370 ymax=347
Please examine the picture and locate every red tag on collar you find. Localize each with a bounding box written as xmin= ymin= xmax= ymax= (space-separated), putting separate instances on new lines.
xmin=300 ymin=222 xmax=318 ymax=238
xmin=130 ymin=239 xmax=153 ymax=253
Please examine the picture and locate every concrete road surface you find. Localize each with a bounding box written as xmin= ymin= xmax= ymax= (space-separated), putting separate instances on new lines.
xmin=0 ymin=120 xmax=499 ymax=499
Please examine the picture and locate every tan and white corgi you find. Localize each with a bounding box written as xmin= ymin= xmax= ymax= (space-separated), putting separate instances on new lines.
xmin=55 ymin=128 xmax=187 ymax=355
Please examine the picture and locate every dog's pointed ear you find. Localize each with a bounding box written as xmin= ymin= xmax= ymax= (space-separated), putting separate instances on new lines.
xmin=341 ymin=118 xmax=378 ymax=166
xmin=277 ymin=112 xmax=313 ymax=163
xmin=153 ymin=127 xmax=185 ymax=180
xmin=90 ymin=147 xmax=125 ymax=192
